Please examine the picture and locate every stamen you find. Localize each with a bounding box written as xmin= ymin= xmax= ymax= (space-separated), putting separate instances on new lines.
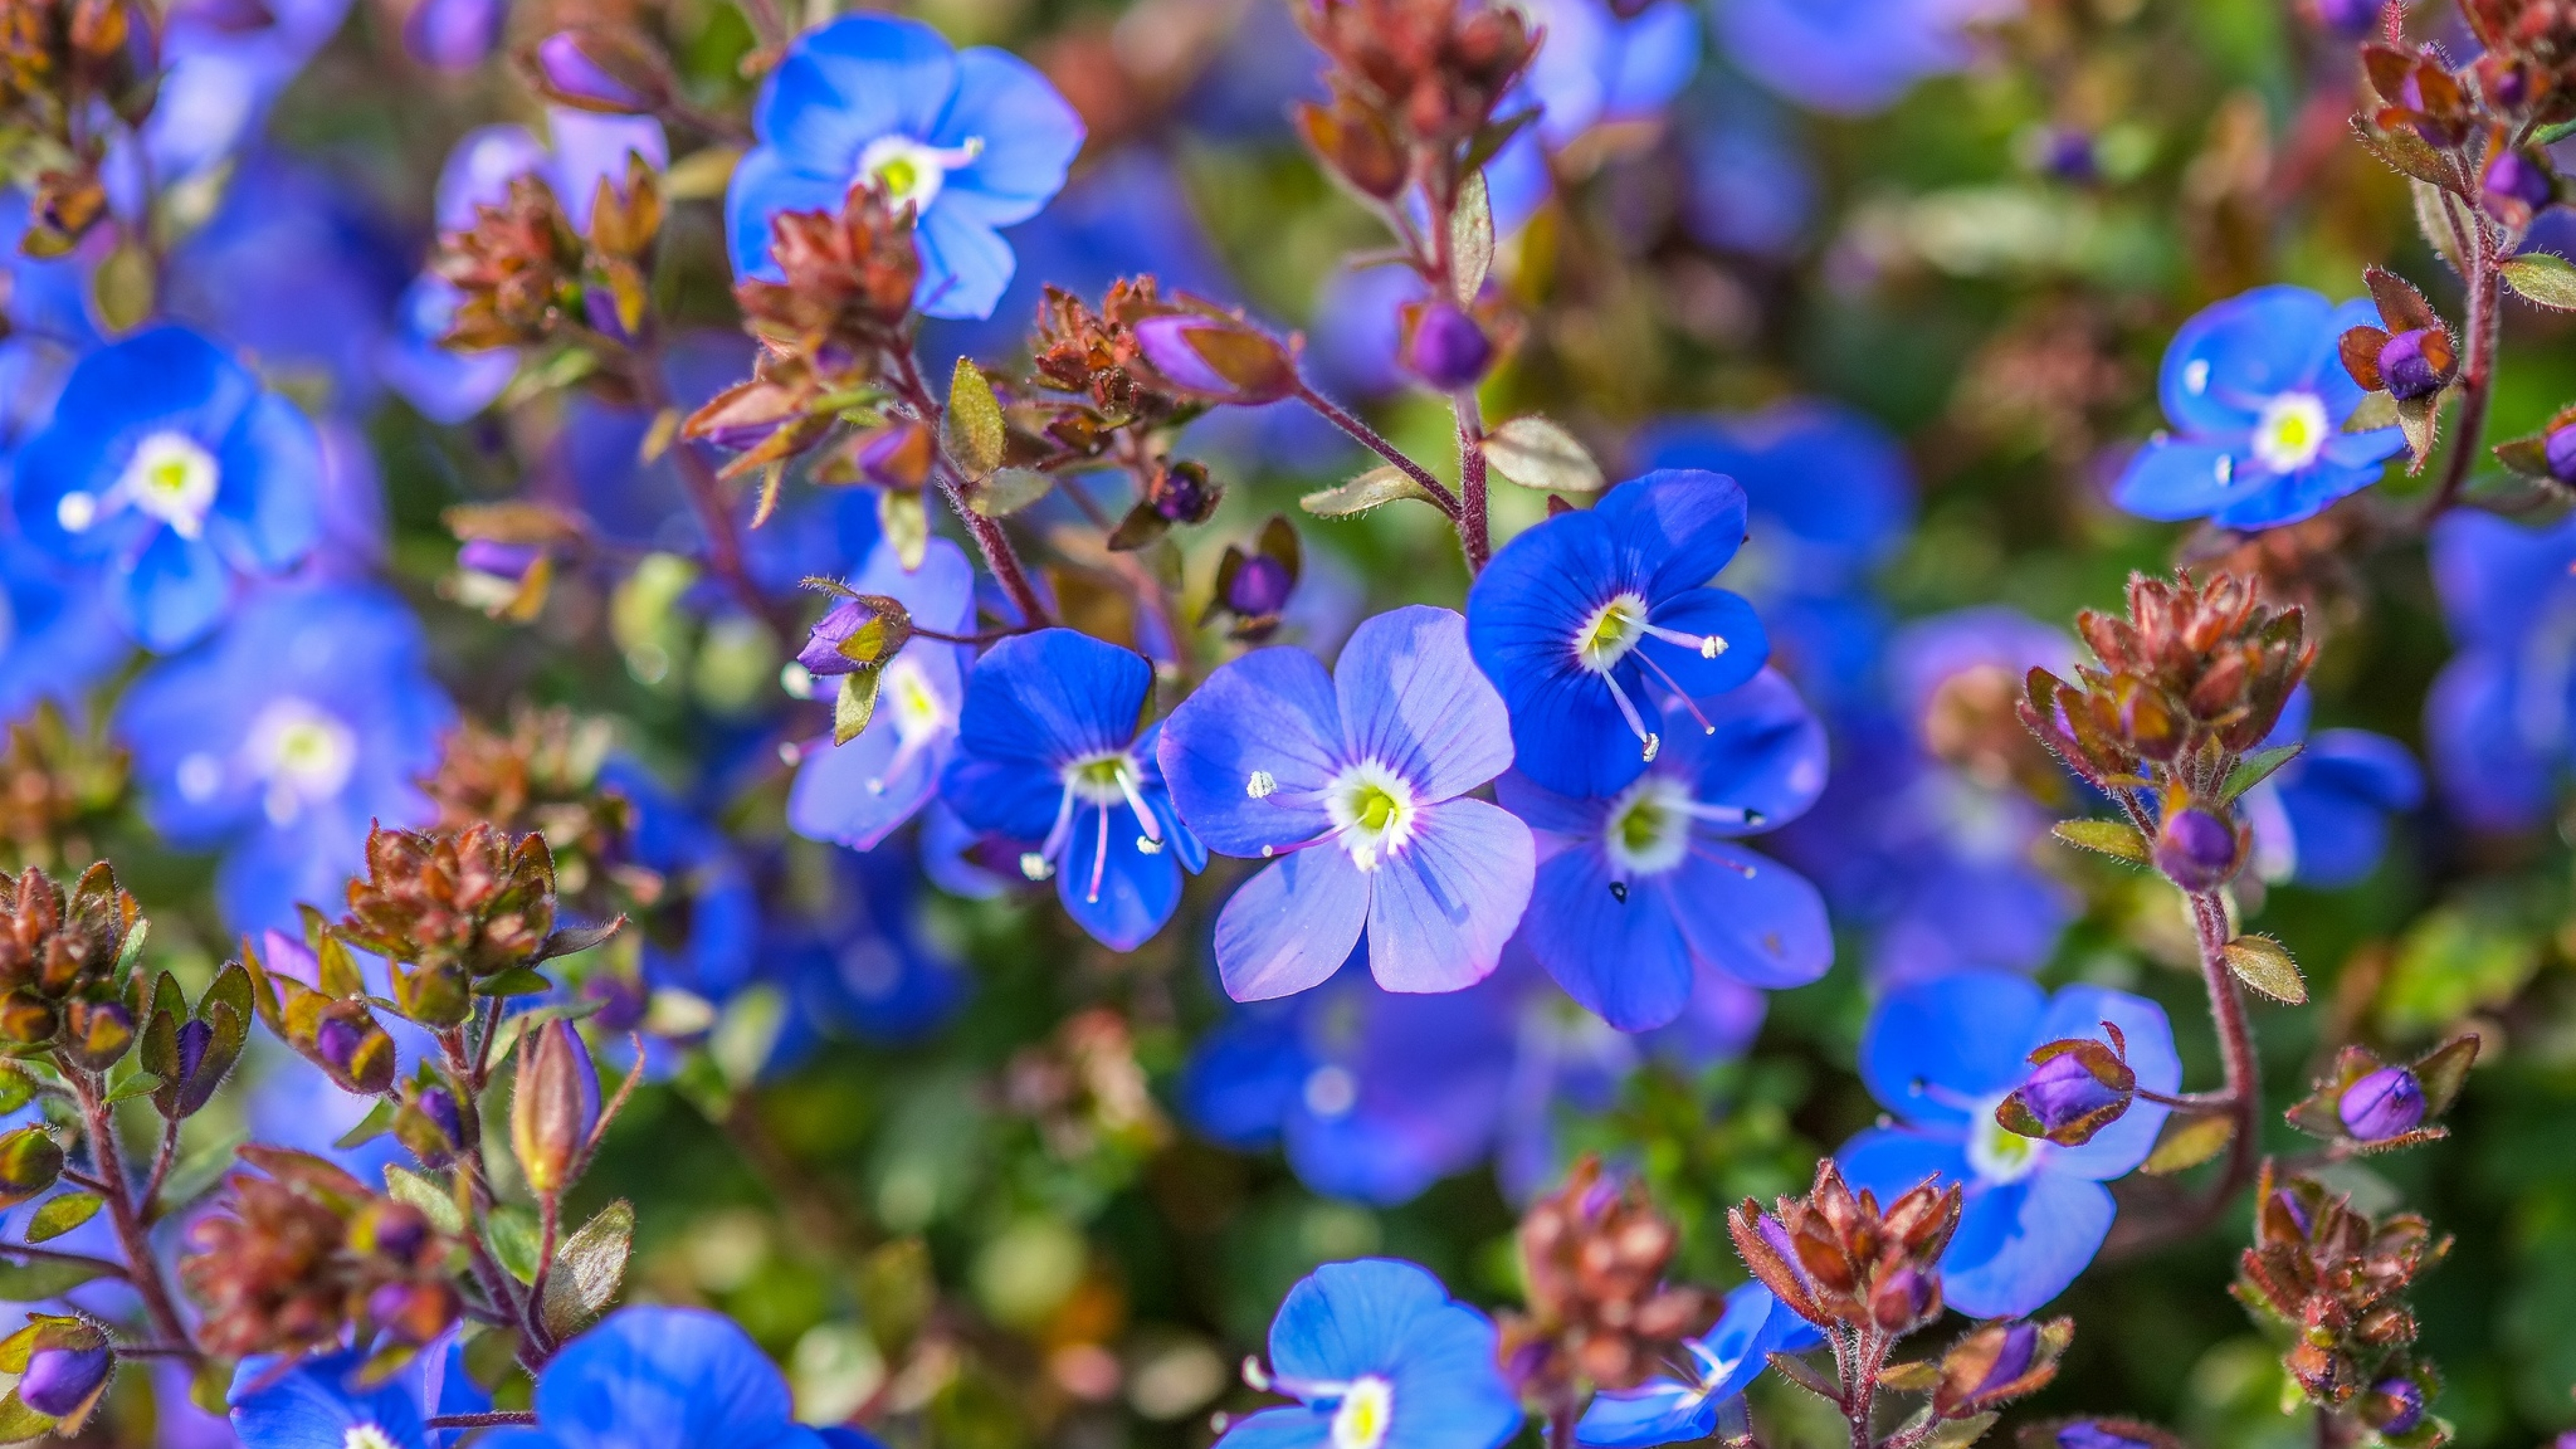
xmin=1600 ymin=669 xmax=1660 ymax=762
xmin=1018 ymin=852 xmax=1053 ymax=881
xmin=1087 ymin=807 xmax=1110 ymax=903
xmin=1038 ymin=780 xmax=1081 ymax=865
xmin=1242 ymin=1357 xmax=1273 ymax=1392
xmin=1640 ymin=621 xmax=1727 ymax=658
xmin=1686 ymin=844 xmax=1756 ymax=877
xmin=1247 ymin=770 xmax=1277 ymax=798
xmin=1607 ymin=879 xmax=1628 ymax=903
xmin=1629 ymin=648 xmax=1719 ymax=736
xmin=1114 ymin=766 xmax=1165 ymax=845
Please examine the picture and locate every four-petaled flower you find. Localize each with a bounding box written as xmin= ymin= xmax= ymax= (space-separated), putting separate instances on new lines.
xmin=1836 ymin=971 xmax=2180 ymax=1318
xmin=1499 ymin=668 xmax=1832 ymax=1030
xmin=1574 ymin=1283 xmax=1821 ymax=1448
xmin=1161 ymin=605 xmax=1535 ymax=1000
xmin=790 ymin=536 xmax=976 ymax=851
xmin=942 ymin=628 xmax=1204 ymax=949
xmin=1466 ymin=470 xmax=1770 ymax=800
xmin=726 ymin=13 xmax=1085 ymax=321
xmin=2114 ymin=286 xmax=2402 ymax=531
xmin=1218 ymin=1258 xmax=1523 ymax=1449
xmin=473 ymin=1307 xmax=854 ymax=1449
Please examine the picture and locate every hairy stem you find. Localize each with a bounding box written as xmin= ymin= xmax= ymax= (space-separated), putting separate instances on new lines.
xmin=2420 ymin=193 xmax=2501 ymax=526
xmin=626 ymin=355 xmax=794 ymax=640
xmin=1454 ymin=389 xmax=1492 ymax=572
xmin=888 ymin=348 xmax=1054 ymax=629
xmin=1293 ymin=382 xmax=1463 ymax=518
xmin=70 ymin=1073 xmax=194 ymax=1357
xmin=2191 ymin=888 xmax=2264 ymax=1209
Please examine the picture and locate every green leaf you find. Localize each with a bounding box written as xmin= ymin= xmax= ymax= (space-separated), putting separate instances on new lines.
xmin=91 ymin=239 xmax=155 ymax=335
xmin=485 ymin=1203 xmax=542 ymax=1283
xmin=2412 ymin=180 xmax=2467 ymax=276
xmin=879 ymin=490 xmax=928 ymax=570
xmin=335 ymin=1097 xmax=398 ymax=1149
xmin=1925 ymin=1411 xmax=2001 ymax=1449
xmin=2222 ymin=934 xmax=2308 ymax=1004
xmin=385 ymin=1165 xmax=466 ymax=1236
xmin=969 ymin=467 xmax=1053 ymax=519
xmin=1300 ymin=465 xmax=1442 ymax=517
xmin=22 ymin=1192 xmax=101 ymax=1243
xmin=470 ymin=967 xmax=554 ymax=998
xmin=1450 ymin=170 xmax=1493 ymax=306
xmin=540 ymin=1199 xmax=635 ymax=1340
xmin=103 ymin=1069 xmax=162 ymax=1104
xmin=2345 ymin=390 xmax=2400 ymax=433
xmin=2219 ymin=742 xmax=2304 ymax=803
xmin=156 ymin=1130 xmax=246 ymax=1214
xmin=0 ymin=1067 xmax=38 ymax=1116
xmin=1482 ymin=415 xmax=1605 ymax=494
xmin=2350 ymin=121 xmax=2461 ymax=193
xmin=941 ymin=358 xmax=1006 ymax=481
xmin=834 ymin=667 xmax=884 ymax=746
xmin=114 ymin=917 xmax=150 ymax=980
xmin=2501 ymin=252 xmax=2576 ymax=309
xmin=2540 ymin=117 xmax=2576 ymax=147
xmin=2140 ymin=1113 xmax=2235 ymax=1175
xmin=0 ymin=1389 xmax=54 ymax=1442
xmin=0 ymin=1256 xmax=110 ymax=1301
xmin=2050 ymin=818 xmax=2151 ymax=865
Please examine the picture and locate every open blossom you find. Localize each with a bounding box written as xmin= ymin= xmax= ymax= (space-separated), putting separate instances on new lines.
xmin=788 ymin=537 xmax=975 ymax=851
xmin=1574 ymin=1283 xmax=1820 ymax=1448
xmin=1466 ymin=470 xmax=1769 ymax=800
xmin=941 ymin=629 xmax=1204 ymax=949
xmin=2239 ymin=685 xmax=2422 ymax=888
xmin=1160 ymin=604 xmax=1535 ymax=999
xmin=1219 ymin=1258 xmax=1523 ymax=1449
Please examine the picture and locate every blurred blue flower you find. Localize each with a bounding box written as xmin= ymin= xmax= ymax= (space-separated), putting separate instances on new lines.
xmin=1161 ymin=605 xmax=1534 ymax=999
xmin=765 ymin=847 xmax=968 ymax=1052
xmin=231 ymin=1337 xmax=488 ymax=1449
xmin=727 ymin=14 xmax=1084 ymax=320
xmin=1837 ymin=971 xmax=2179 ymax=1318
xmin=1677 ymin=93 xmax=1815 ymax=257
xmin=1498 ymin=669 xmax=1830 ymax=1030
xmin=2427 ymin=508 xmax=2576 ymax=830
xmin=1483 ymin=0 xmax=1701 ymax=227
xmin=789 ymin=537 xmax=975 ymax=850
xmin=1218 ymin=1258 xmax=1523 ymax=1449
xmin=1466 ymin=470 xmax=1769 ymax=799
xmin=2241 ymin=686 xmax=2421 ymax=889
xmin=125 ymin=0 xmax=352 ymax=196
xmin=1575 ymin=1283 xmax=1820 ymax=1448
xmin=475 ymin=1307 xmax=833 ymax=1449
xmin=116 ymin=584 xmax=453 ymax=933
xmin=0 ymin=536 xmax=129 ymax=720
xmin=404 ymin=0 xmax=503 ymax=70
xmin=942 ymin=629 xmax=1203 ymax=949
xmin=2114 ymin=286 xmax=2402 ymax=530
xmin=1715 ymin=0 xmax=2006 ymax=115
xmin=600 ymin=759 xmax=762 ymax=1004
xmin=12 ymin=326 xmax=323 ymax=651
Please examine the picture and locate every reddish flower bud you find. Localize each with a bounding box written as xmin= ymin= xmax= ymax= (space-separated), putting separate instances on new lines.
xmin=2375 ymin=328 xmax=2454 ymax=401
xmin=511 ymin=1019 xmax=600 ymax=1197
xmin=1130 ymin=314 xmax=1298 ymax=405
xmin=529 ymin=30 xmax=668 ymax=113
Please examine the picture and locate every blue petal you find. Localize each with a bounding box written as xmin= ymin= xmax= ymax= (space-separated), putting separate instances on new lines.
xmin=116 ymin=528 xmax=231 ymax=652
xmin=1593 ymin=468 xmax=1751 ymax=600
xmin=545 ymin=109 xmax=668 ymax=233
xmin=1576 ymin=1383 xmax=1713 ymax=1448
xmin=1159 ymin=643 xmax=1343 ymax=856
xmin=1603 ymin=1 xmax=1701 ymax=117
xmin=231 ymin=1350 xmax=428 ymax=1449
xmin=2157 ymin=286 xmax=2333 ymax=436
xmin=1467 ymin=505 xmax=1660 ymax=798
xmin=210 ymin=390 xmax=324 ymax=572
xmin=1366 ymin=798 xmax=1533 ymax=992
xmin=1267 ymin=1258 xmax=1455 ymax=1383
xmin=787 ymin=708 xmax=952 ymax=851
xmin=1216 ymin=848 xmax=1372 ymax=1001
xmin=1635 ymin=587 xmax=1767 ymax=698
xmin=953 ymin=629 xmax=1150 ymax=775
xmin=2429 ymin=508 xmax=2576 ymax=653
xmin=2033 ymin=984 xmax=2178 ymax=1181
xmin=2207 ymin=458 xmax=2388 ymax=531
xmin=1334 ymin=604 xmax=1514 ymax=802
xmin=915 ymin=201 xmax=1018 ymax=320
xmin=928 ymin=48 xmax=1083 ymax=221
xmin=2273 ymin=728 xmax=2422 ymax=886
xmin=755 ymin=15 xmax=957 ymax=177
xmin=849 ymin=534 xmax=977 ymax=632
xmin=2111 ymin=437 xmax=2245 ymax=521
xmin=1938 ymin=1173 xmax=2115 ymax=1320
xmin=1835 ymin=1126 xmax=1972 ymax=1203
xmin=1629 ymin=402 xmax=1914 ymax=569
xmin=530 ymin=1306 xmax=800 ymax=1449
xmin=724 ymin=146 xmax=847 ymax=280
xmin=1216 ymin=1406 xmax=1332 ymax=1449
xmin=1859 ymin=971 xmax=2047 ymax=1128
xmin=1666 ymin=843 xmax=1831 ymax=989
xmin=1181 ymin=1008 xmax=1308 ymax=1146
xmin=1491 ymin=768 xmax=1605 ymax=837
xmin=1055 ymin=802 xmax=1182 ymax=949
xmin=1662 ymin=668 xmax=1828 ymax=832
xmin=1524 ymin=843 xmax=1695 ymax=1030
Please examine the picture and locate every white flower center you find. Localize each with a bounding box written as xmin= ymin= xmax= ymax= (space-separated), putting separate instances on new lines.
xmin=1330 ymin=1376 xmax=1395 ymax=1449
xmin=117 ymin=431 xmax=223 ymax=539
xmin=2250 ymin=391 xmax=2329 ymax=474
xmin=245 ymin=697 xmax=358 ymax=826
xmin=1963 ymin=1091 xmax=2048 ymax=1185
xmin=1029 ymin=747 xmax=1165 ymax=888
xmin=857 ymin=133 xmax=985 ymax=214
xmin=863 ymin=653 xmax=955 ymax=796
xmin=1601 ymin=775 xmax=1693 ymax=877
xmin=345 ymin=1427 xmax=399 ymax=1449
xmin=1576 ymin=591 xmax=1652 ymax=673
xmin=1324 ymin=759 xmax=1417 ymax=872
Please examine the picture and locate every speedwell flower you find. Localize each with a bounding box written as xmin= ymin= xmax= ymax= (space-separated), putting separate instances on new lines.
xmin=230 ymin=1339 xmax=488 ymax=1449
xmin=1159 ymin=604 xmax=1535 ymax=1000
xmin=1219 ymin=1258 xmax=1523 ymax=1449
xmin=1574 ymin=1283 xmax=1821 ymax=1448
xmin=725 ymin=14 xmax=1085 ymax=320
xmin=468 ymin=1307 xmax=840 ymax=1449
xmin=788 ymin=536 xmax=975 ymax=851
xmin=1465 ymin=470 xmax=1769 ymax=800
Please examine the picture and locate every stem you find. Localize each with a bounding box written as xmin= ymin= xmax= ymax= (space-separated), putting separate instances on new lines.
xmin=69 ymin=1073 xmax=193 ymax=1357
xmin=139 ymin=1115 xmax=180 ymax=1223
xmin=1454 ymin=389 xmax=1492 ymax=572
xmin=2420 ymin=190 xmax=2500 ymax=527
xmin=1546 ymin=1398 xmax=1578 ymax=1449
xmin=888 ymin=348 xmax=1054 ymax=629
xmin=2190 ymin=889 xmax=2263 ymax=1210
xmin=429 ymin=1412 xmax=540 ymax=1430
xmin=1843 ymin=1326 xmax=1885 ymax=1449
xmin=1291 ymin=382 xmax=1462 ymax=517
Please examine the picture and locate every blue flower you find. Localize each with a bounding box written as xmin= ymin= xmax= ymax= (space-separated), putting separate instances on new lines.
xmin=2241 ymin=686 xmax=2422 ymax=889
xmin=1676 ymin=94 xmax=1815 ymax=258
xmin=115 ymin=584 xmax=453 ymax=933
xmin=1574 ymin=1283 xmax=1820 ymax=1448
xmin=11 ymin=326 xmax=323 ymax=651
xmin=1160 ymin=604 xmax=1534 ymax=998
xmin=941 ymin=628 xmax=1204 ymax=949
xmin=726 ymin=14 xmax=1084 ymax=321
xmin=2114 ymin=286 xmax=2403 ymax=531
xmin=1715 ymin=0 xmax=1999 ymax=114
xmin=2426 ymin=508 xmax=2576 ymax=830
xmin=1836 ymin=972 xmax=2180 ymax=1318
xmin=1481 ymin=0 xmax=1700 ymax=227
xmin=600 ymin=758 xmax=761 ymax=1004
xmin=1218 ymin=1258 xmax=1522 ymax=1449
xmin=1465 ymin=470 xmax=1770 ymax=800
xmin=0 ymin=535 xmax=129 ymax=720
xmin=789 ymin=536 xmax=975 ymax=851
xmin=765 ymin=847 xmax=968 ymax=1052
xmin=1498 ymin=669 xmax=1831 ymax=1030
xmin=230 ymin=1338 xmax=488 ymax=1449
xmin=470 ymin=1307 xmax=833 ymax=1449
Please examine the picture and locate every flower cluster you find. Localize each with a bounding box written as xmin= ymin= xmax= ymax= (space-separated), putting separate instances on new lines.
xmin=2235 ymin=1165 xmax=2451 ymax=1434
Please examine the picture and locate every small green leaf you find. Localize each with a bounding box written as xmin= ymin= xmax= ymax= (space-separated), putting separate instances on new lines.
xmin=0 ymin=1067 xmax=38 ymax=1115
xmin=0 ymin=1388 xmax=54 ymax=1441
xmin=2502 ymin=252 xmax=2576 ymax=310
xmin=1301 ymin=465 xmax=1441 ymax=517
xmin=2223 ymin=934 xmax=2308 ymax=1004
xmin=2219 ymin=742 xmax=2304 ymax=804
xmin=2412 ymin=180 xmax=2467 ymax=277
xmin=0 ymin=1256 xmax=110 ymax=1301
xmin=470 ymin=968 xmax=554 ymax=998
xmin=2345 ymin=390 xmax=2400 ymax=433
xmin=2350 ymin=121 xmax=2460 ymax=193
xmin=941 ymin=358 xmax=1007 ymax=481
xmin=969 ymin=467 xmax=1053 ymax=519
xmin=540 ymin=1199 xmax=635 ymax=1340
xmin=91 ymin=239 xmax=155 ymax=335
xmin=1483 ymin=415 xmax=1606 ymax=494
xmin=22 ymin=1192 xmax=102 ymax=1243
xmin=1450 ymin=170 xmax=1493 ymax=306
xmin=834 ymin=667 xmax=884 ymax=745
xmin=879 ymin=490 xmax=928 ymax=570
xmin=1925 ymin=1411 xmax=2001 ymax=1449
xmin=385 ymin=1165 xmax=466 ymax=1236
xmin=103 ymin=1069 xmax=162 ymax=1104
xmin=2051 ymin=818 xmax=2151 ymax=865
xmin=2141 ymin=1113 xmax=2235 ymax=1175
xmin=485 ymin=1203 xmax=542 ymax=1283
xmin=335 ymin=1097 xmax=398 ymax=1149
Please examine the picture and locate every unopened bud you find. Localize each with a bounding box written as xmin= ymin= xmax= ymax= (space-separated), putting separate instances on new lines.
xmin=1152 ymin=460 xmax=1220 ymax=524
xmin=2338 ymin=1065 xmax=2426 ymax=1140
xmin=2375 ymin=329 xmax=2453 ymax=402
xmin=798 ymin=594 xmax=910 ymax=678
xmin=853 ymin=421 xmax=936 ymax=490
xmin=313 ymin=1011 xmax=396 ymax=1093
xmin=1130 ymin=315 xmax=1298 ymax=405
xmin=2483 ymin=150 xmax=2553 ymax=215
xmin=367 ymin=1277 xmax=462 ymax=1344
xmin=2544 ymin=423 xmax=2576 ymax=484
xmin=2365 ymin=1377 xmax=2426 ymax=1436
xmin=1870 ymin=1263 xmax=1937 ymax=1331
xmin=0 ymin=989 xmax=57 ymax=1044
xmin=511 ymin=1019 xmax=601 ymax=1197
xmin=174 ymin=1018 xmax=213 ymax=1087
xmin=60 ymin=999 xmax=135 ymax=1071
xmin=1226 ymin=553 xmax=1294 ymax=617
xmin=2002 ymin=1048 xmax=2134 ymax=1146
xmin=530 ymin=30 xmax=667 ymax=113
xmin=0 ymin=1126 xmax=65 ymax=1207
xmin=2151 ymin=806 xmax=2239 ymax=892
xmin=1400 ymin=300 xmax=1494 ymax=391
xmin=17 ymin=1344 xmax=109 ymax=1417
xmin=2312 ymin=0 xmax=2377 ymax=34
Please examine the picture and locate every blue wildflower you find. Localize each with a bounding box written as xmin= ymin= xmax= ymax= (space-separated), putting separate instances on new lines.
xmin=115 ymin=584 xmax=453 ymax=933
xmin=789 ymin=536 xmax=975 ymax=850
xmin=941 ymin=629 xmax=1203 ymax=949
xmin=2241 ymin=686 xmax=2422 ymax=889
xmin=1498 ymin=668 xmax=1831 ymax=1030
xmin=467 ymin=1306 xmax=835 ymax=1449
xmin=2426 ymin=508 xmax=2576 ymax=830
xmin=1481 ymin=0 xmax=1701 ymax=227
xmin=11 ymin=326 xmax=323 ymax=651
xmin=600 ymin=758 xmax=762 ymax=1004
xmin=1160 ymin=604 xmax=1534 ymax=998
xmin=0 ymin=535 xmax=129 ymax=720
xmin=1677 ymin=93 xmax=1816 ymax=258
xmin=230 ymin=1338 xmax=488 ymax=1449
xmin=726 ymin=14 xmax=1084 ymax=321
xmin=1218 ymin=1258 xmax=1523 ymax=1449
xmin=1715 ymin=0 xmax=2004 ymax=115
xmin=766 ymin=848 xmax=968 ymax=1052
xmin=2114 ymin=286 xmax=2403 ymax=530
xmin=1465 ymin=470 xmax=1770 ymax=800
xmin=1575 ymin=1283 xmax=1821 ymax=1448
xmin=1836 ymin=971 xmax=2180 ymax=1318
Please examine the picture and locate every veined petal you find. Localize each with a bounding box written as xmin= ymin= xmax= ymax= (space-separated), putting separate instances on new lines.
xmin=1161 ymin=644 xmax=1343 ymax=856
xmin=1524 ymin=845 xmax=1695 ymax=1031
xmin=914 ymin=202 xmax=1018 ymax=321
xmin=1859 ymin=971 xmax=2046 ymax=1128
xmin=1635 ymin=587 xmax=1767 ymax=698
xmin=1937 ymin=1173 xmax=2114 ymax=1320
xmin=1593 ymin=469 xmax=1751 ymax=600
xmin=1666 ymin=844 xmax=1831 ymax=990
xmin=1335 ymin=604 xmax=1515 ymax=802
xmin=1216 ymin=849 xmax=1371 ymax=1002
xmin=2157 ymin=285 xmax=2331 ymax=435
xmin=755 ymin=15 xmax=957 ymax=176
xmin=1057 ymin=802 xmax=1182 ymax=950
xmin=930 ymin=48 xmax=1083 ymax=216
xmin=1364 ymin=798 xmax=1533 ymax=993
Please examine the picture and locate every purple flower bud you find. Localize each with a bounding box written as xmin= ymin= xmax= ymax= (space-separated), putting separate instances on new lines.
xmin=2313 ymin=0 xmax=2377 ymax=34
xmin=1130 ymin=316 xmax=1297 ymax=404
xmin=2153 ymin=807 xmax=2239 ymax=892
xmin=367 ymin=1281 xmax=420 ymax=1327
xmin=403 ymin=0 xmax=502 ymax=71
xmin=315 ymin=1015 xmax=368 ymax=1079
xmin=2375 ymin=329 xmax=2448 ymax=401
xmin=2338 ymin=1065 xmax=2426 ymax=1140
xmin=511 ymin=1020 xmax=602 ymax=1197
xmin=2019 ymin=1053 xmax=2127 ymax=1135
xmin=2543 ymin=423 xmax=2576 ymax=484
xmin=174 ymin=0 xmax=274 ymax=32
xmin=2367 ymin=1377 xmax=2426 ymax=1436
xmin=17 ymin=1344 xmax=109 ymax=1417
xmin=1870 ymin=1262 xmax=1937 ymax=1330
xmin=798 ymin=598 xmax=873 ymax=678
xmin=1153 ymin=461 xmax=1216 ymax=523
xmin=2040 ymin=129 xmax=2098 ymax=182
xmin=418 ymin=1085 xmax=464 ymax=1147
xmin=1227 ymin=554 xmax=1294 ymax=616
xmin=2485 ymin=150 xmax=2554 ymax=213
xmin=2058 ymin=1426 xmax=2155 ymax=1449
xmin=260 ymin=929 xmax=323 ymax=989
xmin=458 ymin=539 xmax=541 ymax=578
xmin=535 ymin=32 xmax=651 ymax=110
xmin=174 ymin=1018 xmax=212 ymax=1086
xmin=1974 ymin=1322 xmax=2041 ymax=1396
xmin=1401 ymin=301 xmax=1494 ymax=391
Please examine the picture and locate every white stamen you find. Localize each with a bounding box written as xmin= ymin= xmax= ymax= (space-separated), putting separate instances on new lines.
xmin=1019 ymin=852 xmax=1054 ymax=881
xmin=1246 ymin=769 xmax=1277 ymax=798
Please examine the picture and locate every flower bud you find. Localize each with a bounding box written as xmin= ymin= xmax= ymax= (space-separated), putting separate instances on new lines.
xmin=2056 ymin=1424 xmax=2157 ymax=1449
xmin=1152 ymin=460 xmax=1219 ymax=523
xmin=2543 ymin=423 xmax=2576 ymax=484
xmin=798 ymin=594 xmax=910 ymax=678
xmin=0 ymin=989 xmax=58 ymax=1044
xmin=2375 ymin=329 xmax=2453 ymax=402
xmin=1869 ymin=1262 xmax=1938 ymax=1332
xmin=17 ymin=1344 xmax=110 ymax=1417
xmin=1130 ymin=315 xmax=1298 ymax=405
xmin=60 ymin=998 xmax=134 ymax=1071
xmin=173 ymin=1017 xmax=213 ymax=1087
xmin=2338 ymin=1065 xmax=2426 ymax=1140
xmin=1400 ymin=300 xmax=1494 ymax=391
xmin=853 ymin=421 xmax=936 ymax=490
xmin=530 ymin=30 xmax=665 ymax=113
xmin=2010 ymin=1050 xmax=2133 ymax=1143
xmin=2152 ymin=806 xmax=2239 ymax=892
xmin=404 ymin=0 xmax=502 ymax=71
xmin=2365 ymin=1376 xmax=2426 ymax=1436
xmin=367 ymin=1277 xmax=462 ymax=1344
xmin=511 ymin=1019 xmax=601 ymax=1197
xmin=2484 ymin=150 xmax=2553 ymax=215
xmin=1227 ymin=554 xmax=1294 ymax=617
xmin=314 ymin=1011 xmax=395 ymax=1093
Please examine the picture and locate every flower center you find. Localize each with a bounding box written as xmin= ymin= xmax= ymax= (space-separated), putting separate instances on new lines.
xmin=1964 ymin=1091 xmax=2049 ymax=1185
xmin=863 ymin=653 xmax=954 ymax=796
xmin=2250 ymin=391 xmax=2329 ymax=473
xmin=246 ymin=697 xmax=358 ymax=826
xmin=1026 ymin=747 xmax=1165 ymax=889
xmin=1325 ymin=760 xmax=1417 ymax=871
xmin=345 ymin=1426 xmax=399 ymax=1449
xmin=1065 ymin=749 xmax=1140 ymax=806
xmin=1603 ymin=775 xmax=1693 ymax=877
xmin=857 ymin=133 xmax=985 ymax=215
xmin=116 ymin=431 xmax=223 ymax=539
xmin=1577 ymin=592 xmax=1652 ymax=672
xmin=1330 ymin=1375 xmax=1395 ymax=1449
xmin=1301 ymin=1064 xmax=1358 ymax=1118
